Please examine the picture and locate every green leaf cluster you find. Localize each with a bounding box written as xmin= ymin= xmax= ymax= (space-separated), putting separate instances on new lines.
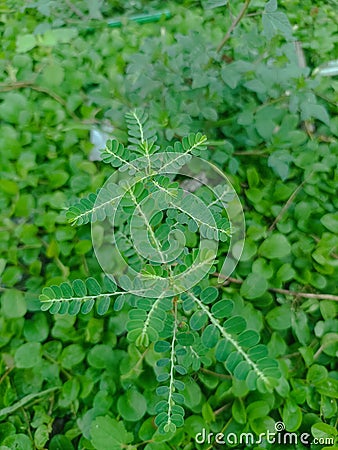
xmin=0 ymin=0 xmax=337 ymax=448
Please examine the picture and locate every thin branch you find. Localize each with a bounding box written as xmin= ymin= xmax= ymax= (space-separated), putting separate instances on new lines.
xmin=271 ymin=287 xmax=338 ymax=301
xmin=217 ymin=0 xmax=251 ymax=53
xmin=0 ymin=82 xmax=79 ymax=121
xmin=0 ymin=387 xmax=59 ymax=418
xmin=214 ymin=403 xmax=231 ymax=416
xmin=65 ymin=0 xmax=86 ymax=20
xmin=268 ymin=176 xmax=310 ymax=232
xmin=214 ymin=273 xmax=338 ymax=301
xmin=201 ymin=368 xmax=231 ymax=379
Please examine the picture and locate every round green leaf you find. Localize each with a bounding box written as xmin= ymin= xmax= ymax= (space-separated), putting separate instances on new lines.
xmin=23 ymin=313 xmax=49 ymax=342
xmin=321 ymin=213 xmax=338 ymax=233
xmin=49 ymin=435 xmax=74 ymax=450
xmin=60 ymin=344 xmax=85 ymax=369
xmin=15 ymin=342 xmax=41 ymax=368
xmin=1 ymin=289 xmax=27 ymax=318
xmin=90 ymin=416 xmax=133 ymax=450
xmin=240 ymin=273 xmax=268 ymax=299
xmin=259 ymin=233 xmax=291 ymax=259
xmin=266 ymin=304 xmax=291 ymax=330
xmin=117 ymin=389 xmax=147 ymax=421
xmin=2 ymin=434 xmax=33 ymax=450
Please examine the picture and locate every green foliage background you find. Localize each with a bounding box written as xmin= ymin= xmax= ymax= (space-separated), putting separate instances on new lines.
xmin=0 ymin=0 xmax=337 ymax=449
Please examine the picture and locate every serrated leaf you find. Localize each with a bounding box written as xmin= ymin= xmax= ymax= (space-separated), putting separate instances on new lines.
xmin=262 ymin=10 xmax=293 ymax=40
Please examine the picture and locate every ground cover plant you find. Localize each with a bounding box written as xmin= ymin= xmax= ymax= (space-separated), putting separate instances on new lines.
xmin=0 ymin=0 xmax=337 ymax=449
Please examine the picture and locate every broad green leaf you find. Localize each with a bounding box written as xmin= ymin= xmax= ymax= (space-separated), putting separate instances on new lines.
xmin=226 ymin=352 xmax=243 ymax=373
xmin=154 ymin=341 xmax=171 ymax=353
xmin=117 ymin=389 xmax=147 ymax=421
xmin=247 ymin=401 xmax=270 ymax=420
xmin=16 ymin=34 xmax=36 ymax=53
xmin=262 ymin=10 xmax=293 ymax=40
xmin=266 ymin=304 xmax=292 ymax=330
xmin=1 ymin=289 xmax=27 ymax=318
xmin=300 ymin=101 xmax=330 ymax=126
xmin=259 ymin=233 xmax=291 ymax=259
xmin=49 ymin=435 xmax=74 ymax=450
xmin=202 ymin=0 xmax=227 ymax=10
xmin=60 ymin=344 xmax=85 ymax=369
xmin=2 ymin=434 xmax=33 ymax=450
xmin=321 ymin=213 xmax=338 ymax=233
xmin=15 ymin=342 xmax=41 ymax=368
xmin=307 ymin=364 xmax=328 ymax=384
xmin=240 ymin=273 xmax=268 ymax=299
xmin=316 ymin=378 xmax=338 ymax=399
xmin=90 ymin=416 xmax=133 ymax=450
xmin=311 ymin=422 xmax=337 ymax=440
xmin=232 ymin=398 xmax=247 ymax=424
xmin=282 ymin=399 xmax=302 ymax=431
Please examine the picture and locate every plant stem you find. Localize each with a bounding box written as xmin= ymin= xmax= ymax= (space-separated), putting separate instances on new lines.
xmin=0 ymin=387 xmax=59 ymax=418
xmin=217 ymin=0 xmax=251 ymax=53
xmin=268 ymin=176 xmax=309 ymax=232
xmin=214 ymin=274 xmax=338 ymax=301
xmin=0 ymin=82 xmax=79 ymax=121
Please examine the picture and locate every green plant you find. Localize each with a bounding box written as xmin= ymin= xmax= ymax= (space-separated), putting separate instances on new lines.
xmin=1 ymin=1 xmax=337 ymax=448
xmin=40 ymin=110 xmax=283 ymax=434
